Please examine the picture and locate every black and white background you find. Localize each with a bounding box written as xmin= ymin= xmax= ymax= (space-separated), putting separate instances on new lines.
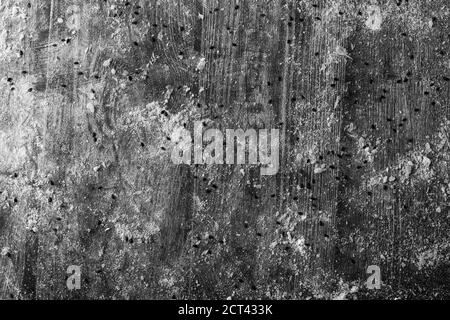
xmin=0 ymin=0 xmax=449 ymax=303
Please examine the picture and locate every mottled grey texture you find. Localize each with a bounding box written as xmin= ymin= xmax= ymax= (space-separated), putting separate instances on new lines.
xmin=0 ymin=0 xmax=449 ymax=300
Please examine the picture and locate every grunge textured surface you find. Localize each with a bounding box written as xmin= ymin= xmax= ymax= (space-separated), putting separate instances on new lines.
xmin=0 ymin=0 xmax=449 ymax=300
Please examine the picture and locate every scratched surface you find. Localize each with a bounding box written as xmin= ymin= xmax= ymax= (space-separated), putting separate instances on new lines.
xmin=0 ymin=0 xmax=449 ymax=300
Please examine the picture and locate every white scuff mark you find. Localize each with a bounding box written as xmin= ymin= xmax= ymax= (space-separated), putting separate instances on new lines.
xmin=292 ymin=237 xmax=307 ymax=255
xmin=157 ymin=31 xmax=164 ymax=41
xmin=314 ymin=164 xmax=327 ymax=174
xmin=86 ymin=102 xmax=95 ymax=113
xmin=102 ymin=58 xmax=112 ymax=67
xmin=65 ymin=5 xmax=81 ymax=31
xmin=196 ymin=57 xmax=206 ymax=72
xmin=365 ymin=4 xmax=382 ymax=31
xmin=422 ymin=156 xmax=431 ymax=169
xmin=333 ymin=292 xmax=347 ymax=300
xmin=164 ymin=85 xmax=174 ymax=103
xmin=334 ymin=45 xmax=352 ymax=60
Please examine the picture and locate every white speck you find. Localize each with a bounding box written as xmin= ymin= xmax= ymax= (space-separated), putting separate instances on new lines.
xmin=314 ymin=164 xmax=327 ymax=174
xmin=86 ymin=102 xmax=95 ymax=113
xmin=102 ymin=58 xmax=112 ymax=67
xmin=333 ymin=292 xmax=347 ymax=300
xmin=334 ymin=45 xmax=352 ymax=60
xmin=196 ymin=57 xmax=206 ymax=72
xmin=365 ymin=5 xmax=382 ymax=31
